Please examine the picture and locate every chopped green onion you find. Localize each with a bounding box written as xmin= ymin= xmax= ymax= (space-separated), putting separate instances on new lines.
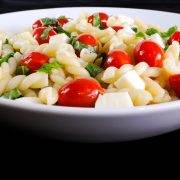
xmin=0 ymin=52 xmax=14 ymax=65
xmin=56 ymin=26 xmax=71 ymax=37
xmin=92 ymin=14 xmax=101 ymax=28
xmin=40 ymin=27 xmax=52 ymax=40
xmin=132 ymin=27 xmax=138 ymax=33
xmin=161 ymin=26 xmax=178 ymax=38
xmin=38 ymin=61 xmax=63 ymax=74
xmin=146 ymin=28 xmax=159 ymax=36
xmin=136 ymin=32 xmax=146 ymax=38
xmin=41 ymin=17 xmax=58 ymax=26
xmin=2 ymin=88 xmax=22 ymax=100
xmin=85 ymin=64 xmax=103 ymax=77
xmin=15 ymin=66 xmax=30 ymax=75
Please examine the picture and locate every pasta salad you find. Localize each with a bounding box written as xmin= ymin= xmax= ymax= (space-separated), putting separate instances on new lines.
xmin=0 ymin=12 xmax=180 ymax=108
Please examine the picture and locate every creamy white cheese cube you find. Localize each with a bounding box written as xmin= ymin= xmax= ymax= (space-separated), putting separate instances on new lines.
xmin=95 ymin=92 xmax=134 ymax=108
xmin=49 ymin=34 xmax=69 ymax=45
xmin=148 ymin=33 xmax=165 ymax=48
xmin=114 ymin=70 xmax=145 ymax=90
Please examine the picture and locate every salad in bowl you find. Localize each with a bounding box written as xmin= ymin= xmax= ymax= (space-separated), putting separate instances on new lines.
xmin=0 ymin=11 xmax=180 ymax=109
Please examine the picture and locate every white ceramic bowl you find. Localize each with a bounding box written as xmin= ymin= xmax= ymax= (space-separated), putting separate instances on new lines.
xmin=0 ymin=7 xmax=180 ymax=142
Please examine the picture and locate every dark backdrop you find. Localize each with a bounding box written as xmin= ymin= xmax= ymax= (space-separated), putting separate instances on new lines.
xmin=1 ymin=0 xmax=180 ymax=147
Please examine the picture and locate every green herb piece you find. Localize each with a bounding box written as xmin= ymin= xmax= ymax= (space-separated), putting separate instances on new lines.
xmin=56 ymin=26 xmax=71 ymax=37
xmin=38 ymin=61 xmax=63 ymax=74
xmin=4 ymin=38 xmax=9 ymax=44
xmin=69 ymin=36 xmax=89 ymax=51
xmin=85 ymin=64 xmax=103 ymax=77
xmin=2 ymin=88 xmax=22 ymax=100
xmin=164 ymin=44 xmax=169 ymax=51
xmin=0 ymin=52 xmax=14 ymax=65
xmin=41 ymin=17 xmax=58 ymax=26
xmin=40 ymin=27 xmax=52 ymax=40
xmin=161 ymin=26 xmax=178 ymax=38
xmin=92 ymin=14 xmax=101 ymax=27
xmin=146 ymin=28 xmax=159 ymax=36
xmin=15 ymin=66 xmax=30 ymax=75
xmin=136 ymin=32 xmax=146 ymax=38
xmin=132 ymin=27 xmax=138 ymax=33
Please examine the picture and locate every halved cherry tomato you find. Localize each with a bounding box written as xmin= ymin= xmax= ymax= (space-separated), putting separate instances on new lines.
xmin=57 ymin=16 xmax=69 ymax=27
xmin=33 ymin=27 xmax=57 ymax=45
xmin=77 ymin=34 xmax=97 ymax=46
xmin=134 ymin=40 xmax=164 ymax=67
xmin=169 ymin=74 xmax=180 ymax=97
xmin=104 ymin=49 xmax=132 ymax=68
xmin=88 ymin=12 xmax=109 ymax=29
xmin=111 ymin=26 xmax=124 ymax=32
xmin=32 ymin=19 xmax=43 ymax=30
xmin=58 ymin=78 xmax=105 ymax=107
xmin=168 ymin=31 xmax=180 ymax=44
xmin=20 ymin=52 xmax=49 ymax=72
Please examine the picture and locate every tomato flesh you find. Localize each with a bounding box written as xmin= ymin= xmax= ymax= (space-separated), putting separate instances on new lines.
xmin=169 ymin=74 xmax=180 ymax=97
xmin=58 ymin=78 xmax=105 ymax=107
xmin=168 ymin=31 xmax=180 ymax=44
xmin=33 ymin=27 xmax=57 ymax=44
xmin=88 ymin=12 xmax=109 ymax=28
xmin=134 ymin=40 xmax=164 ymax=67
xmin=77 ymin=34 xmax=97 ymax=46
xmin=111 ymin=26 xmax=124 ymax=32
xmin=104 ymin=49 xmax=132 ymax=68
xmin=20 ymin=52 xmax=49 ymax=72
xmin=32 ymin=20 xmax=43 ymax=30
xmin=58 ymin=17 xmax=69 ymax=26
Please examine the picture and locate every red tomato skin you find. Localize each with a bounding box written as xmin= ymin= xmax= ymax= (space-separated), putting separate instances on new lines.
xmin=104 ymin=50 xmax=132 ymax=69
xmin=134 ymin=40 xmax=164 ymax=67
xmin=20 ymin=52 xmax=49 ymax=72
xmin=77 ymin=34 xmax=97 ymax=46
xmin=168 ymin=31 xmax=180 ymax=44
xmin=88 ymin=12 xmax=109 ymax=28
xmin=58 ymin=17 xmax=69 ymax=27
xmin=58 ymin=78 xmax=105 ymax=107
xmin=32 ymin=19 xmax=43 ymax=30
xmin=111 ymin=26 xmax=124 ymax=32
xmin=169 ymin=74 xmax=180 ymax=97
xmin=33 ymin=27 xmax=57 ymax=44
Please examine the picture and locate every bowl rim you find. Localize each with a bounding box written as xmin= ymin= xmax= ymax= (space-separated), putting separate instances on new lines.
xmin=0 ymin=7 xmax=180 ymax=117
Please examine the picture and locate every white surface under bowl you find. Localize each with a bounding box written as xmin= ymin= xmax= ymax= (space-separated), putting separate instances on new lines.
xmin=0 ymin=7 xmax=180 ymax=142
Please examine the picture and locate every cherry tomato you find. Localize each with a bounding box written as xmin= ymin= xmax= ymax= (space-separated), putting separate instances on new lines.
xmin=58 ymin=78 xmax=105 ymax=107
xmin=57 ymin=16 xmax=69 ymax=26
xmin=77 ymin=34 xmax=97 ymax=46
xmin=32 ymin=19 xmax=43 ymax=30
xmin=20 ymin=52 xmax=49 ymax=72
xmin=169 ymin=74 xmax=180 ymax=97
xmin=104 ymin=49 xmax=132 ymax=68
xmin=33 ymin=27 xmax=57 ymax=44
xmin=111 ymin=26 xmax=124 ymax=32
xmin=134 ymin=40 xmax=164 ymax=67
xmin=88 ymin=12 xmax=109 ymax=29
xmin=168 ymin=31 xmax=180 ymax=44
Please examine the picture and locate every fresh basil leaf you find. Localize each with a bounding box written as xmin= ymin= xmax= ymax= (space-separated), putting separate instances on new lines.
xmin=0 ymin=52 xmax=14 ymax=65
xmin=85 ymin=64 xmax=103 ymax=77
xmin=56 ymin=26 xmax=71 ymax=37
xmin=164 ymin=44 xmax=169 ymax=51
xmin=69 ymin=36 xmax=88 ymax=51
xmin=15 ymin=66 xmax=30 ymax=75
xmin=93 ymin=14 xmax=101 ymax=27
xmin=161 ymin=26 xmax=178 ymax=38
xmin=2 ymin=88 xmax=22 ymax=100
xmin=38 ymin=61 xmax=63 ymax=74
xmin=146 ymin=28 xmax=159 ymax=36
xmin=136 ymin=32 xmax=146 ymax=38
xmin=40 ymin=27 xmax=52 ymax=40
xmin=132 ymin=27 xmax=138 ymax=33
xmin=41 ymin=18 xmax=58 ymax=26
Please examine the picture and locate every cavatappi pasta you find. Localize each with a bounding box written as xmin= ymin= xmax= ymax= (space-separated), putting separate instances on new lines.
xmin=0 ymin=12 xmax=180 ymax=108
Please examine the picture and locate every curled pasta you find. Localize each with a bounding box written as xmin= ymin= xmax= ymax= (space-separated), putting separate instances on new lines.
xmin=38 ymin=87 xmax=58 ymax=105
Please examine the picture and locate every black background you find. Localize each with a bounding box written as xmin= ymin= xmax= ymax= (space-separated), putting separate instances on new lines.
xmin=1 ymin=0 xmax=180 ymax=148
